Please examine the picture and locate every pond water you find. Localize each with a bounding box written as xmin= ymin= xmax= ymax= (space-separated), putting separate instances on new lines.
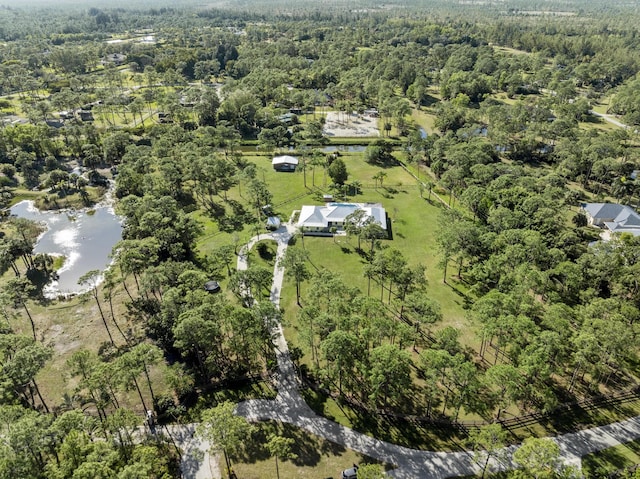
xmin=321 ymin=145 xmax=367 ymax=153
xmin=10 ymin=200 xmax=123 ymax=298
xmin=238 ymin=144 xmax=367 ymax=153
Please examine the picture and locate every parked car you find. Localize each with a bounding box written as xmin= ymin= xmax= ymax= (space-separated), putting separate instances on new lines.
xmin=342 ymin=465 xmax=358 ymax=479
xmin=265 ymin=216 xmax=281 ymax=230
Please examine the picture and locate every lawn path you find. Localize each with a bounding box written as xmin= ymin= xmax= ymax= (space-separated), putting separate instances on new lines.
xmin=589 ymin=110 xmax=630 ymax=129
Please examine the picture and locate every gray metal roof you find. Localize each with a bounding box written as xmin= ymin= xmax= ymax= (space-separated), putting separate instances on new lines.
xmin=584 ymin=203 xmax=627 ymax=220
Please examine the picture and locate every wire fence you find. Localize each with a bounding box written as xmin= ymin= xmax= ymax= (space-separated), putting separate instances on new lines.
xmin=299 ymin=371 xmax=640 ymax=436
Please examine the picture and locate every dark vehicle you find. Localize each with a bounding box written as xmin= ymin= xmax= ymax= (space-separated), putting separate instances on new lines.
xmin=204 ymin=280 xmax=221 ymax=293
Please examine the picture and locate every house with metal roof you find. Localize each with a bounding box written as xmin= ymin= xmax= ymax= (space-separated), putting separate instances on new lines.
xmin=583 ymin=203 xmax=640 ymax=239
xmin=297 ymin=203 xmax=386 ymax=235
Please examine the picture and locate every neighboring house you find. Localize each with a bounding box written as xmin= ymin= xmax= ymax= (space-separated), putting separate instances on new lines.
xmin=297 ymin=202 xmax=386 ymax=235
xmin=100 ymin=53 xmax=127 ymax=66
xmin=272 ymin=155 xmax=299 ymax=172
xmin=583 ymin=203 xmax=640 ymax=239
xmin=45 ymin=119 xmax=65 ymax=129
xmin=277 ymin=113 xmax=296 ymax=125
xmin=78 ymin=110 xmax=94 ymax=122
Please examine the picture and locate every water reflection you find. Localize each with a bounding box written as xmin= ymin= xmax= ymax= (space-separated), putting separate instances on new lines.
xmin=10 ymin=200 xmax=123 ymax=298
xmin=321 ymin=145 xmax=366 ymax=152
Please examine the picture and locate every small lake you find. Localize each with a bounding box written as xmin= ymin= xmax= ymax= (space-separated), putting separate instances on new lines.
xmin=10 ymin=200 xmax=123 ymax=298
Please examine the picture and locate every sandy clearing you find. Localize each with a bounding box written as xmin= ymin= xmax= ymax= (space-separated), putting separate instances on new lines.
xmin=323 ymin=111 xmax=380 ymax=137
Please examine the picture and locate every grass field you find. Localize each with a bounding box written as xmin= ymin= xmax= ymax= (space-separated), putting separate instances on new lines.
xmin=270 ymin=155 xmax=481 ymax=437
xmin=273 ymin=155 xmax=471 ymax=338
xmin=230 ymin=422 xmax=390 ymax=479
xmin=493 ymin=45 xmax=531 ymax=56
xmin=7 ymin=275 xmax=162 ymax=413
xmin=411 ymin=109 xmax=438 ymax=135
xmin=193 ymin=150 xmax=473 ymax=363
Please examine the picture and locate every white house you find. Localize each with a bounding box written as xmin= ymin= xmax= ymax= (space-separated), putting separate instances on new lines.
xmin=272 ymin=155 xmax=299 ymax=172
xmin=583 ymin=203 xmax=640 ymax=239
xmin=297 ymin=203 xmax=386 ymax=235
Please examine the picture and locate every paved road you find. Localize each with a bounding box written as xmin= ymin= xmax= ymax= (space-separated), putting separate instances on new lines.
xmin=174 ymin=219 xmax=640 ymax=478
xmin=166 ymin=424 xmax=221 ymax=479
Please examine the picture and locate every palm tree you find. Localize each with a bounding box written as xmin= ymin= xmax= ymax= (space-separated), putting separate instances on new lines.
xmin=372 ymin=171 xmax=387 ymax=190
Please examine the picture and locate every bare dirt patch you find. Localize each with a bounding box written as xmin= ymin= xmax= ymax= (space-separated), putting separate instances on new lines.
xmin=46 ymin=324 xmax=81 ymax=355
xmin=323 ymin=111 xmax=379 ymax=138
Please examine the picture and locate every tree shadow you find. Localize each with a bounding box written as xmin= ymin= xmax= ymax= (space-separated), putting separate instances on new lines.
xmin=380 ymin=191 xmax=395 ymax=199
xmin=420 ymin=95 xmax=439 ymax=107
xmin=301 ymin=387 xmax=336 ymax=421
xmin=582 ymin=443 xmax=633 ymax=477
xmin=256 ymin=242 xmax=276 ymax=262
xmin=583 ymin=115 xmax=605 ymax=124
xmin=26 ymin=266 xmax=58 ymax=299
xmin=444 ymin=280 xmax=473 ymax=308
xmin=234 ymin=421 xmax=345 ymax=468
xmin=347 ymin=408 xmax=467 ymax=452
xmin=218 ymin=214 xmax=246 ymax=232
xmin=227 ymin=199 xmax=248 ymax=217
xmin=204 ymin=200 xmax=226 ymax=218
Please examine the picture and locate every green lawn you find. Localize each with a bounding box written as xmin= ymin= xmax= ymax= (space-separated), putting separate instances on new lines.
xmin=591 ymin=95 xmax=613 ymax=115
xmin=280 ymin=195 xmax=474 ymax=366
xmin=582 ymin=438 xmax=640 ymax=478
xmin=276 ymin=160 xmax=471 ymax=339
xmin=230 ymin=422 xmax=390 ymax=479
xmin=493 ymin=45 xmax=532 ymax=56
xmin=11 ymin=188 xmax=42 ymax=205
xmin=273 ymin=158 xmax=477 ymax=433
xmin=411 ymin=109 xmax=438 ymax=135
xmin=579 ymin=118 xmax=619 ymax=133
xmin=192 ymin=151 xmax=472 ymax=355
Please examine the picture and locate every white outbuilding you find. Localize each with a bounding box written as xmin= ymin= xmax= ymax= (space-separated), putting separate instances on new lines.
xmin=272 ymin=155 xmax=299 ymax=172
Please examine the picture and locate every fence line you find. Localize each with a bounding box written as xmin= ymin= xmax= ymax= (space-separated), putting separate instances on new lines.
xmin=300 ymin=372 xmax=640 ymax=435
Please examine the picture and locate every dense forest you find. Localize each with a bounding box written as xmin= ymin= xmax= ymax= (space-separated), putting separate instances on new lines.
xmin=2 ymin=0 xmax=640 ymax=477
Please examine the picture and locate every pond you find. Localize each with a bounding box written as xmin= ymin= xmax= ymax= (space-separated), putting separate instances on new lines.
xmin=321 ymin=145 xmax=367 ymax=153
xmin=238 ymin=144 xmax=367 ymax=153
xmin=10 ymin=199 xmax=123 ymax=298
